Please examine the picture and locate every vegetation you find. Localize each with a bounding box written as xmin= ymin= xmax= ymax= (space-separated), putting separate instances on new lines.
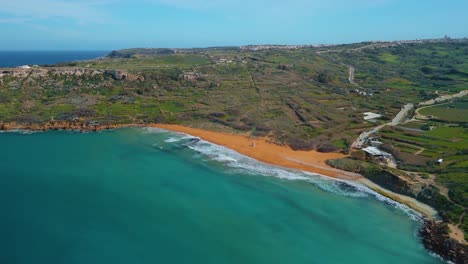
xmin=419 ymin=99 xmax=468 ymax=123
xmin=1 ymin=38 xmax=467 ymax=239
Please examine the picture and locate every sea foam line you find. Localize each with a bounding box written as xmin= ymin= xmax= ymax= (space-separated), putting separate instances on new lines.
xmin=143 ymin=127 xmax=423 ymax=221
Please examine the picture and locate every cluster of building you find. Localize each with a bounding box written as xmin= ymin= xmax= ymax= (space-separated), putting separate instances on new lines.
xmin=239 ymin=45 xmax=315 ymax=51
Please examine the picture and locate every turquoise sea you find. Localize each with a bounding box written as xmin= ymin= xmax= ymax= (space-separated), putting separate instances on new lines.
xmin=0 ymin=128 xmax=443 ymax=264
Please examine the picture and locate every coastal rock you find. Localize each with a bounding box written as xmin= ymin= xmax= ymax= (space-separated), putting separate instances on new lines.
xmin=0 ymin=121 xmax=125 ymax=133
xmin=420 ymin=221 xmax=468 ymax=264
xmin=0 ymin=67 xmax=143 ymax=83
xmin=0 ymin=123 xmax=11 ymax=130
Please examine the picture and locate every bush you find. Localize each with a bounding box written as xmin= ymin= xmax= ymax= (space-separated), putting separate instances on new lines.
xmin=286 ymin=138 xmax=317 ymax=151
xmin=316 ymin=72 xmax=332 ymax=84
xmin=350 ymin=150 xmax=366 ymax=160
xmin=421 ymin=66 xmax=433 ymax=74
xmin=316 ymin=142 xmax=340 ymax=153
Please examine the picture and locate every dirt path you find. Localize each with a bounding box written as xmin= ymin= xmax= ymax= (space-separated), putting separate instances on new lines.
xmin=414 ymin=147 xmax=425 ymax=155
xmin=418 ymin=90 xmax=468 ymax=106
xmin=348 ymin=66 xmax=364 ymax=89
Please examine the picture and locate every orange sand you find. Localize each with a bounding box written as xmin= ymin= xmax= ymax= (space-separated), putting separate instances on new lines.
xmin=151 ymin=124 xmax=440 ymax=218
xmin=151 ymin=124 xmax=361 ymax=180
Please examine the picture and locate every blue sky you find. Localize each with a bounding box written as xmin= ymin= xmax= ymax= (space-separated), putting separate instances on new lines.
xmin=0 ymin=0 xmax=467 ymax=50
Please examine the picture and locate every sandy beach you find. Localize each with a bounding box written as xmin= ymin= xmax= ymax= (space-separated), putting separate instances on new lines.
xmin=152 ymin=124 xmax=438 ymax=218
xmin=152 ymin=124 xmax=360 ymax=180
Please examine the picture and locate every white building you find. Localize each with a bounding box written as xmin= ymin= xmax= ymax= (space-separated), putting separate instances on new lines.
xmin=363 ymin=112 xmax=382 ymax=121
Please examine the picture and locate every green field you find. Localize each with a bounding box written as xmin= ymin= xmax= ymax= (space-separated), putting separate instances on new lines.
xmin=1 ymin=39 xmax=468 ymax=240
xmin=419 ymin=100 xmax=468 ymax=122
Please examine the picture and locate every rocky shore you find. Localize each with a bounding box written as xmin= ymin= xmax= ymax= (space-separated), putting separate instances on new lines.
xmin=0 ymin=121 xmax=136 ymax=132
xmin=420 ymin=221 xmax=468 ymax=264
xmin=0 ymin=122 xmax=466 ymax=263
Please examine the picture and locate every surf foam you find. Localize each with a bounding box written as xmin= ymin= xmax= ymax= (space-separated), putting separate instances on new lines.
xmin=144 ymin=127 xmax=423 ymax=221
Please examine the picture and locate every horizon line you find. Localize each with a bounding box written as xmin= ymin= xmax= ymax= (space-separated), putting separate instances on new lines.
xmin=0 ymin=36 xmax=467 ymax=52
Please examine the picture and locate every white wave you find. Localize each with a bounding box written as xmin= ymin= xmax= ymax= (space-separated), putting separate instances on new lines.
xmin=0 ymin=129 xmax=40 ymax=135
xmin=165 ymin=135 xmax=198 ymax=143
xmin=187 ymin=138 xmax=423 ymax=220
xmin=342 ymin=180 xmax=423 ymax=221
xmin=428 ymin=251 xmax=453 ymax=264
xmin=141 ymin=127 xmax=168 ymax=134
xmin=143 ymin=127 xmax=423 ymax=222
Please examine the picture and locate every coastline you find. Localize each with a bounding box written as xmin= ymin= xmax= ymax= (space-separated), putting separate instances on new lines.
xmin=4 ymin=121 xmax=465 ymax=262
xmin=153 ymin=125 xmax=468 ymax=262
xmin=151 ymin=124 xmax=358 ymax=180
xmin=151 ymin=124 xmax=438 ymax=219
xmin=0 ymin=121 xmax=438 ymax=218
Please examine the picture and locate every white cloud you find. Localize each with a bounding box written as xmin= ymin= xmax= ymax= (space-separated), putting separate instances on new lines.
xmin=0 ymin=0 xmax=114 ymax=24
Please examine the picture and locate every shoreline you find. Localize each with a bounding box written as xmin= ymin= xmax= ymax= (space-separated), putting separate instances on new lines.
xmin=0 ymin=121 xmax=437 ymax=218
xmin=3 ymin=122 xmax=464 ymax=262
xmin=151 ymin=124 xmax=438 ymax=219
xmin=151 ymin=124 xmax=359 ymax=180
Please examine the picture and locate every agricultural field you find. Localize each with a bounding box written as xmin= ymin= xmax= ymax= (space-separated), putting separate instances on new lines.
xmin=419 ymin=99 xmax=468 ymax=123
xmin=378 ymin=120 xmax=467 ymax=235
xmin=1 ymin=38 xmax=468 ymax=240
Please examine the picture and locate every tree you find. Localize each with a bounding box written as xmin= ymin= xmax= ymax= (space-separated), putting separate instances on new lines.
xmin=420 ymin=66 xmax=433 ymax=74
xmin=316 ymin=72 xmax=331 ymax=84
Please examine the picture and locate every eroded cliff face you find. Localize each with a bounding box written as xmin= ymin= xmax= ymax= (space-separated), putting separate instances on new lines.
xmin=420 ymin=221 xmax=468 ymax=264
xmin=0 ymin=67 xmax=143 ymax=82
xmin=363 ymin=168 xmax=424 ymax=197
xmin=0 ymin=121 xmax=129 ymax=132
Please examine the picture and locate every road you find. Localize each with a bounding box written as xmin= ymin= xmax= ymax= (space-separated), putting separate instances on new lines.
xmin=412 ymin=90 xmax=468 ymax=121
xmin=389 ymin=103 xmax=414 ymax=126
xmin=348 ymin=66 xmax=355 ymax=84
xmin=351 ymin=103 xmax=414 ymax=149
xmin=348 ymin=66 xmax=366 ymax=90
xmin=418 ymin=90 xmax=468 ymax=106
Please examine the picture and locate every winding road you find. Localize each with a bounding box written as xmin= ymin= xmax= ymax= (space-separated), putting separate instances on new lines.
xmin=351 ymin=103 xmax=414 ymax=149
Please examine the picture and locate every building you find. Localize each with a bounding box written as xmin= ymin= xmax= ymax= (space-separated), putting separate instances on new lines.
xmin=362 ymin=146 xmax=386 ymax=156
xmin=362 ymin=146 xmax=392 ymax=163
xmin=363 ymin=112 xmax=382 ymax=121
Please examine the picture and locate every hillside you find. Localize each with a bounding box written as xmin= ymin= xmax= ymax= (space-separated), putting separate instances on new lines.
xmin=1 ymin=39 xmax=467 ymax=259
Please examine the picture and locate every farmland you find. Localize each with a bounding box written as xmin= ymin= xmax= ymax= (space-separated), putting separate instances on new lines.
xmin=1 ymin=38 xmax=468 ymax=240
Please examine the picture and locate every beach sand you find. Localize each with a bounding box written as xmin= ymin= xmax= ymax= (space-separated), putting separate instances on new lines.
xmin=152 ymin=124 xmax=438 ymax=218
xmin=152 ymin=124 xmax=359 ymax=180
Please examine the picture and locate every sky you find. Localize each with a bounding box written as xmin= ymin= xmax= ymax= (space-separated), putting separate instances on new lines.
xmin=0 ymin=0 xmax=467 ymax=50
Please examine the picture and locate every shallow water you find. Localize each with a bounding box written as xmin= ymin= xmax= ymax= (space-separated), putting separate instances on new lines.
xmin=0 ymin=128 xmax=443 ymax=263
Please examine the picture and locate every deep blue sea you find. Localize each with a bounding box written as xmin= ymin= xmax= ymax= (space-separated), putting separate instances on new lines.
xmin=0 ymin=50 xmax=108 ymax=67
xmin=0 ymin=128 xmax=443 ymax=264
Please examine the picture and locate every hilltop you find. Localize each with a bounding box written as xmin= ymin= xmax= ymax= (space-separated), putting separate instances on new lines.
xmin=0 ymin=38 xmax=467 ymax=262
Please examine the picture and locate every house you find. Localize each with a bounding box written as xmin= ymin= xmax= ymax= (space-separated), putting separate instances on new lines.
xmin=362 ymin=146 xmax=392 ymax=163
xmin=363 ymin=112 xmax=382 ymax=121
xmin=362 ymin=146 xmax=386 ymax=156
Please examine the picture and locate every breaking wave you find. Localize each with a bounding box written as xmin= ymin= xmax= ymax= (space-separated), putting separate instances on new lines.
xmin=143 ymin=127 xmax=423 ymax=222
xmin=0 ymin=129 xmax=41 ymax=135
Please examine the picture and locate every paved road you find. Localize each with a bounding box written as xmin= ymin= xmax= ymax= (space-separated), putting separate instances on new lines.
xmin=351 ymin=103 xmax=414 ymax=149
xmin=389 ymin=103 xmax=414 ymax=126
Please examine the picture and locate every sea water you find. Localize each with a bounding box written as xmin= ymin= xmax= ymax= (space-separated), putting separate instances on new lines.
xmin=0 ymin=51 xmax=108 ymax=67
xmin=0 ymin=128 xmax=443 ymax=263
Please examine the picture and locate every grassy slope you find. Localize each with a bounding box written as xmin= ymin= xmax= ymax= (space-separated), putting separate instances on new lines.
xmin=1 ymin=40 xmax=467 ymax=236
